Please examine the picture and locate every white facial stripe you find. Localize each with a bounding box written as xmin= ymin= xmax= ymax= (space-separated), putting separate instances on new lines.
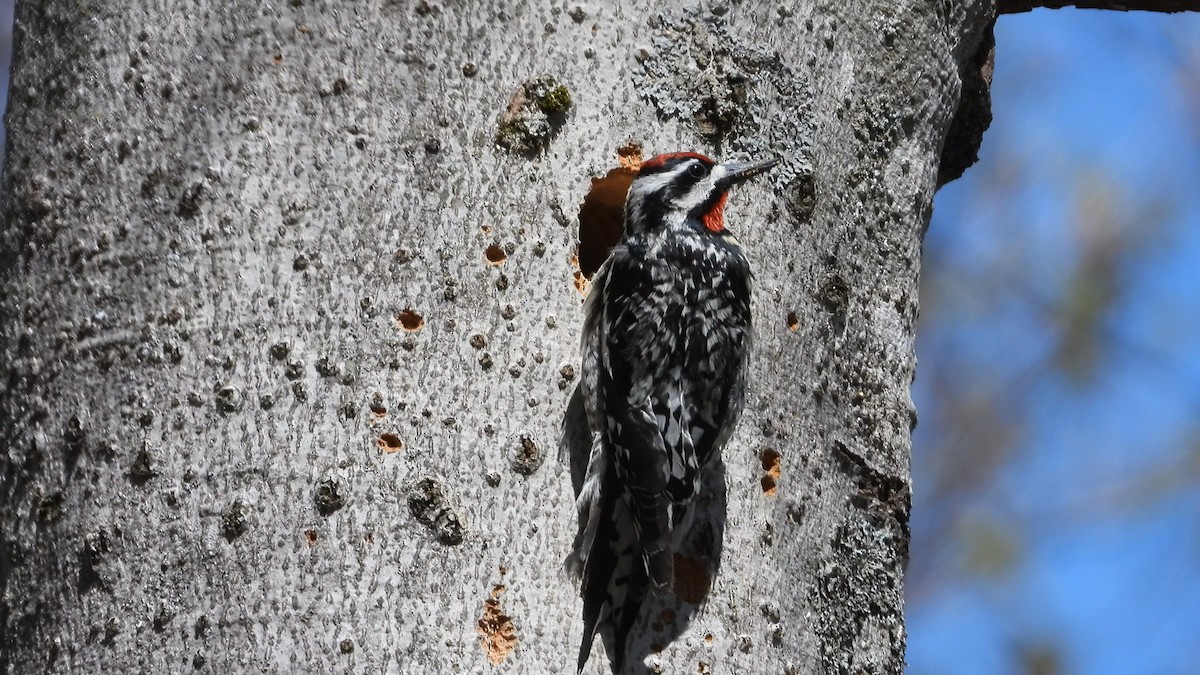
xmin=628 ymin=164 xmax=688 ymax=203
xmin=625 ymin=163 xmax=689 ymax=229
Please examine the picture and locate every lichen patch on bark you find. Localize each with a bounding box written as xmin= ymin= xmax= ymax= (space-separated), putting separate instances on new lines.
xmin=634 ymin=9 xmax=814 ymax=189
xmin=406 ymin=478 xmax=466 ymax=545
xmin=495 ymin=75 xmax=573 ymax=156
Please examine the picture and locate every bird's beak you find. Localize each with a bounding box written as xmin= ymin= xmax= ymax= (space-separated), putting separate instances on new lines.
xmin=715 ymin=157 xmax=780 ymax=190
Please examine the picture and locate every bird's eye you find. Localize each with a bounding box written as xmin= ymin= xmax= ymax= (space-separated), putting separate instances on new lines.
xmin=687 ymin=163 xmax=708 ymax=178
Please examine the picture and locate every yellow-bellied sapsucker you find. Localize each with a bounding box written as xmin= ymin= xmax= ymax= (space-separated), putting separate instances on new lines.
xmin=565 ymin=152 xmax=777 ymax=673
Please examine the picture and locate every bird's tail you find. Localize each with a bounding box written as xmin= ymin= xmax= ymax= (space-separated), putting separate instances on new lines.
xmin=577 ymin=483 xmax=650 ymax=674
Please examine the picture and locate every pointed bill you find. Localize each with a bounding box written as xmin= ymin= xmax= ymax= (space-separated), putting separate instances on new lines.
xmin=714 ymin=157 xmax=780 ymax=190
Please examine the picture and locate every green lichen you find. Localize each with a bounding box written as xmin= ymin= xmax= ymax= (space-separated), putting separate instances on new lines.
xmin=787 ymin=171 xmax=818 ymax=221
xmin=495 ymin=75 xmax=572 ymax=156
xmin=536 ymin=85 xmax=572 ymax=114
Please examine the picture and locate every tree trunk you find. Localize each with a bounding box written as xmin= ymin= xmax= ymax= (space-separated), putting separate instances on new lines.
xmin=0 ymin=1 xmax=992 ymax=673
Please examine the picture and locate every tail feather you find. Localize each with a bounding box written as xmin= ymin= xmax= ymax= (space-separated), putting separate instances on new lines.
xmin=577 ymin=461 xmax=618 ymax=672
xmin=574 ymin=361 xmax=675 ymax=672
xmin=608 ymin=530 xmax=649 ymax=675
xmin=577 ymin=503 xmax=616 ymax=672
xmin=576 ymin=468 xmax=651 ymax=674
xmin=566 ymin=431 xmax=607 ymax=582
xmin=576 ymin=451 xmax=662 ymax=672
xmin=624 ymin=484 xmax=673 ymax=589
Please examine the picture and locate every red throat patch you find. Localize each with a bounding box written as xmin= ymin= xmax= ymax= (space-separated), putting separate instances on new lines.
xmin=703 ymin=193 xmax=728 ymax=233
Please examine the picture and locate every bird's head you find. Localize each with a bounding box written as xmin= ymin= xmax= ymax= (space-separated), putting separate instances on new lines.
xmin=623 ymin=152 xmax=778 ymax=236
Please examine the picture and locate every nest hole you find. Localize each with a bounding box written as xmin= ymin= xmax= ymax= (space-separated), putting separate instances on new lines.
xmin=576 ymin=147 xmax=644 ymax=278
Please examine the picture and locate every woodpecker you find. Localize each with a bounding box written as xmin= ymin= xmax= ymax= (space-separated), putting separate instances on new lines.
xmin=565 ymin=152 xmax=777 ymax=673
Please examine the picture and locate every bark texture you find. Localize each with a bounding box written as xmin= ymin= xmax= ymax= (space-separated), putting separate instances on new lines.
xmin=0 ymin=1 xmax=991 ymax=673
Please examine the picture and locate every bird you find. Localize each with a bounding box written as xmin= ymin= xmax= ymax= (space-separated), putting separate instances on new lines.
xmin=564 ymin=151 xmax=777 ymax=673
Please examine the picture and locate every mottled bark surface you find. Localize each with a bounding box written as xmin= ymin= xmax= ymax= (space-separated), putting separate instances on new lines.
xmin=0 ymin=1 xmax=990 ymax=673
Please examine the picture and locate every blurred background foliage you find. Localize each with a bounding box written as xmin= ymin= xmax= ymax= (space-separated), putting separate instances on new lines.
xmin=0 ymin=4 xmax=1197 ymax=674
xmin=910 ymin=8 xmax=1200 ymax=675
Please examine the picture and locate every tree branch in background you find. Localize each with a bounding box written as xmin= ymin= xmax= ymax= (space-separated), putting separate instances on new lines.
xmin=999 ymin=0 xmax=1200 ymax=13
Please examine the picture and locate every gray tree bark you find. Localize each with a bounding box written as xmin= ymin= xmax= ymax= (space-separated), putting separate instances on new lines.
xmin=0 ymin=1 xmax=991 ymax=673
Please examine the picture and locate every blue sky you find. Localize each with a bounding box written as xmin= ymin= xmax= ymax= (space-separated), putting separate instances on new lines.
xmin=911 ymin=8 xmax=1200 ymax=675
